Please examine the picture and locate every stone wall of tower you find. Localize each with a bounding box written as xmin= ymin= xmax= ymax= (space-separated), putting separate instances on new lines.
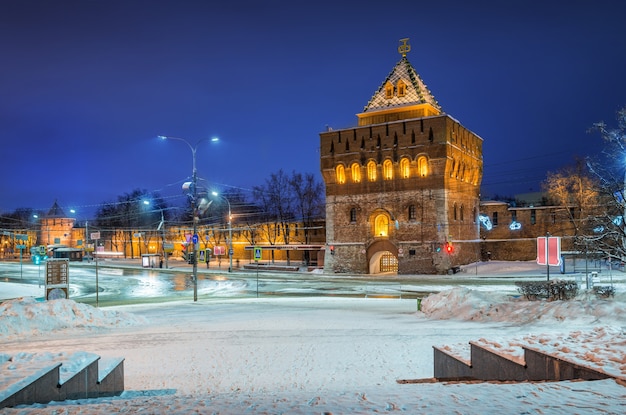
xmin=39 ymin=217 xmax=76 ymax=247
xmin=320 ymin=114 xmax=483 ymax=274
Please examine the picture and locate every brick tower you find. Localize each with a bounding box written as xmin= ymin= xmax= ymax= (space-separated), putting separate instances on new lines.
xmin=319 ymin=39 xmax=483 ymax=274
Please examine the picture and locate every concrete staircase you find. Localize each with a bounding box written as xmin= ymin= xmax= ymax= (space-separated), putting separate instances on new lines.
xmin=0 ymin=352 xmax=124 ymax=408
xmin=432 ymin=341 xmax=622 ymax=383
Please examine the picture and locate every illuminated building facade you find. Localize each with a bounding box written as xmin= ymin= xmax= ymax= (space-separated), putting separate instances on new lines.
xmin=478 ymin=200 xmax=577 ymax=261
xmin=320 ymin=39 xmax=483 ymax=274
xmin=37 ymin=201 xmax=78 ymax=248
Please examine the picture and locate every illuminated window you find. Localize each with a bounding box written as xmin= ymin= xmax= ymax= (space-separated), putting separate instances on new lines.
xmin=374 ymin=214 xmax=389 ymax=236
xmin=385 ymin=82 xmax=394 ymax=99
xmin=400 ymin=157 xmax=410 ymax=178
xmin=397 ymin=80 xmax=406 ymax=97
xmin=418 ymin=156 xmax=429 ymax=177
xmin=383 ymin=159 xmax=393 ymax=180
xmin=336 ymin=164 xmax=345 ymax=184
xmin=367 ymin=161 xmax=377 ymax=181
xmin=351 ymin=163 xmax=361 ymax=183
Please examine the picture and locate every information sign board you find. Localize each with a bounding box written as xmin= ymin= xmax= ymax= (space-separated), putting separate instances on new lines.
xmin=45 ymin=259 xmax=70 ymax=300
xmin=46 ymin=259 xmax=69 ymax=285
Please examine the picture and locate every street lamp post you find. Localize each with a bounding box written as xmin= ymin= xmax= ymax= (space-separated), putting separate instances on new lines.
xmin=211 ymin=192 xmax=233 ymax=272
xmin=159 ymin=135 xmax=218 ymax=302
xmin=159 ymin=210 xmax=168 ymax=269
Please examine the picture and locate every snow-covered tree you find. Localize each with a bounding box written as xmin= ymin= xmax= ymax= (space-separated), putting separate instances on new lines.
xmin=585 ymin=106 xmax=626 ymax=262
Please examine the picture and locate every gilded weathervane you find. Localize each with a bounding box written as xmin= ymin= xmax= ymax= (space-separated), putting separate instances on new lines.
xmin=398 ymin=38 xmax=411 ymax=57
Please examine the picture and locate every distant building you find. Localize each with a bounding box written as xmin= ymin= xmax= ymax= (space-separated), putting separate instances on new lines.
xmin=478 ymin=199 xmax=577 ymax=261
xmin=319 ymin=39 xmax=483 ymax=274
xmin=37 ymin=200 xmax=77 ymax=248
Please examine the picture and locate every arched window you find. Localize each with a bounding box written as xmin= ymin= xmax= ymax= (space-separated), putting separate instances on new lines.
xmin=400 ymin=157 xmax=410 ymax=179
xmin=336 ymin=164 xmax=345 ymax=184
xmin=374 ymin=214 xmax=389 ymax=236
xmin=449 ymin=158 xmax=456 ymax=178
xmin=351 ymin=163 xmax=361 ymax=183
xmin=383 ymin=159 xmax=393 ymax=180
xmin=367 ymin=161 xmax=377 ymax=181
xmin=418 ymin=156 xmax=429 ymax=177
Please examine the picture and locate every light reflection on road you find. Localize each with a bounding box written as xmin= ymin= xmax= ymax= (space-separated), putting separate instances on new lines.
xmin=3 ymin=260 xmax=623 ymax=307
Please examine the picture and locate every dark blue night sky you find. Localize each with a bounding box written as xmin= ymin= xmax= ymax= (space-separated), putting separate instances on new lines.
xmin=2 ymin=0 xmax=625 ymax=218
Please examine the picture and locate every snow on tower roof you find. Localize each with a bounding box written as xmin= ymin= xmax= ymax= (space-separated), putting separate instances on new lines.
xmin=362 ymin=39 xmax=441 ymax=114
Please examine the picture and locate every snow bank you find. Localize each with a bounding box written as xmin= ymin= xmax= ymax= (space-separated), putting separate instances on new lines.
xmin=421 ymin=286 xmax=626 ymax=324
xmin=0 ymin=297 xmax=147 ymax=338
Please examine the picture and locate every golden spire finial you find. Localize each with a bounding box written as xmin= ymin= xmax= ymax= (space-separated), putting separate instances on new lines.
xmin=398 ymin=38 xmax=411 ymax=57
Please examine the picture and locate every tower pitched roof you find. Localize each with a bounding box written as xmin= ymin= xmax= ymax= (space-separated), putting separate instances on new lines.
xmin=362 ymin=55 xmax=442 ymax=114
xmin=46 ymin=200 xmax=67 ymax=218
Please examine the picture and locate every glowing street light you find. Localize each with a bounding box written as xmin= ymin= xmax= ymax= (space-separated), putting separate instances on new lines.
xmin=159 ymin=135 xmax=219 ymax=301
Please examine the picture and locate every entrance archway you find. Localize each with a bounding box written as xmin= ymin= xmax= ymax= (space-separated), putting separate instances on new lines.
xmin=367 ymin=240 xmax=398 ymax=274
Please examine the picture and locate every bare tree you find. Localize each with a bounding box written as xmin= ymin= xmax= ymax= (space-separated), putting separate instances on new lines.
xmin=543 ymin=159 xmax=600 ymax=234
xmin=252 ymin=169 xmax=295 ymax=264
xmin=251 ymin=170 xmax=325 ymax=265
xmin=94 ymin=189 xmax=167 ymax=258
xmin=289 ymin=172 xmax=325 ymax=265
xmin=585 ymin=106 xmax=626 ymax=261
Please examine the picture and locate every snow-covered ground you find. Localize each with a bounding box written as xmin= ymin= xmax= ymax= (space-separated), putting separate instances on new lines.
xmin=1 ymin=261 xmax=626 ymax=414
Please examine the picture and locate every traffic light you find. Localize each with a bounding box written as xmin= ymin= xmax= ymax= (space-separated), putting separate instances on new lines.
xmin=329 ymin=245 xmax=335 ymax=255
xmin=181 ymin=243 xmax=193 ymax=263
xmin=445 ymin=242 xmax=454 ymax=254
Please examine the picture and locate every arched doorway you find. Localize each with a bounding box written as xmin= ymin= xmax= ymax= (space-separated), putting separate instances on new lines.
xmin=370 ymin=251 xmax=398 ymax=273
xmin=367 ymin=240 xmax=398 ymax=274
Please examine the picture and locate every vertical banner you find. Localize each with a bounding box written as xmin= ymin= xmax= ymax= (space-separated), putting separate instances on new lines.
xmin=547 ymin=237 xmax=561 ymax=266
xmin=536 ymin=237 xmax=547 ymax=265
xmin=537 ymin=236 xmax=561 ymax=266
